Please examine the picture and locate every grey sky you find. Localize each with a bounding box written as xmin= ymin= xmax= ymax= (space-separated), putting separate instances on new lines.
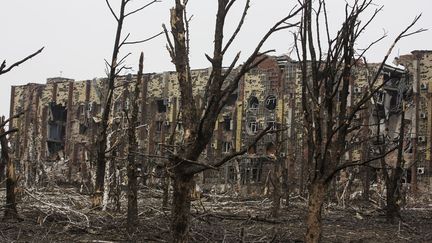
xmin=0 ymin=0 xmax=430 ymax=117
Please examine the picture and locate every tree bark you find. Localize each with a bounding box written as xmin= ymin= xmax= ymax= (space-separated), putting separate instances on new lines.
xmin=93 ymin=0 xmax=127 ymax=208
xmin=385 ymin=109 xmax=405 ymax=223
xmin=127 ymin=52 xmax=144 ymax=234
xmin=271 ymin=157 xmax=281 ymax=218
xmin=305 ymin=180 xmax=327 ymax=243
xmin=171 ymin=173 xmax=194 ymax=243
xmin=0 ymin=156 xmax=5 ymax=183
xmin=1 ymin=126 xmax=18 ymax=220
xmin=362 ymin=166 xmax=371 ymax=201
xmin=127 ymin=158 xmax=138 ymax=234
xmin=162 ymin=169 xmax=170 ymax=209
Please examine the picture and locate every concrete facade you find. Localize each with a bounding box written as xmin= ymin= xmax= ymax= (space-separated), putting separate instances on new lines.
xmin=8 ymin=51 xmax=432 ymax=192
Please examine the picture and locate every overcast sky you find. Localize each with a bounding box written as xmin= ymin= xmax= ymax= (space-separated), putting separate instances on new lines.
xmin=0 ymin=0 xmax=430 ymax=116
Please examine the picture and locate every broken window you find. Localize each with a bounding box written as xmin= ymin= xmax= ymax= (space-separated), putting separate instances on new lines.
xmin=267 ymin=121 xmax=276 ymax=130
xmin=156 ymin=121 xmax=163 ymax=132
xmin=222 ymin=141 xmax=232 ymax=153
xmin=227 ymin=93 xmax=238 ymax=106
xmin=223 ymin=116 xmax=232 ymax=131
xmin=248 ymin=96 xmax=259 ymax=110
xmin=265 ymin=95 xmax=277 ymax=110
xmin=77 ymin=104 xmax=85 ymax=118
xmin=176 ymin=122 xmax=183 ymax=131
xmin=240 ymin=159 xmax=263 ymax=184
xmin=246 ymin=118 xmax=258 ymax=134
xmin=47 ymin=102 xmax=67 ymax=156
xmin=156 ymin=99 xmax=168 ymax=113
xmin=376 ymin=91 xmax=385 ymax=105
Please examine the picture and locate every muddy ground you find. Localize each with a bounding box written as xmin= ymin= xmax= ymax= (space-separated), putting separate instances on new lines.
xmin=0 ymin=187 xmax=431 ymax=242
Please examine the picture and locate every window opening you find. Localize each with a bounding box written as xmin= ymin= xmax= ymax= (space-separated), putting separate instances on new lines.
xmin=265 ymin=95 xmax=277 ymax=110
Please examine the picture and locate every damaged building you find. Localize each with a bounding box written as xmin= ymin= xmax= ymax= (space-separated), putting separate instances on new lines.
xmin=7 ymin=51 xmax=432 ymax=193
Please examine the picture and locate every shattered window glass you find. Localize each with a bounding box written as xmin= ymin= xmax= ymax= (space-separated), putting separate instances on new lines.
xmin=248 ymin=96 xmax=259 ymax=110
xmin=265 ymin=95 xmax=277 ymax=110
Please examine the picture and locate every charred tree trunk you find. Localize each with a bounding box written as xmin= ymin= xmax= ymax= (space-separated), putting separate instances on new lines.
xmin=361 ymin=108 xmax=371 ymax=201
xmin=271 ymin=157 xmax=281 ymax=218
xmin=0 ymin=156 xmax=5 ymax=183
xmin=171 ymin=172 xmax=194 ymax=243
xmin=126 ymin=52 xmax=144 ymax=234
xmin=305 ymin=180 xmax=327 ymax=243
xmin=162 ymin=168 xmax=170 ymax=209
xmin=93 ymin=0 xmax=126 ymax=208
xmin=1 ymin=124 xmax=18 ymax=220
xmin=163 ymin=0 xmax=301 ymax=241
xmin=282 ymin=166 xmax=289 ymax=207
xmin=385 ymin=109 xmax=405 ymax=223
xmin=362 ymin=166 xmax=371 ymax=201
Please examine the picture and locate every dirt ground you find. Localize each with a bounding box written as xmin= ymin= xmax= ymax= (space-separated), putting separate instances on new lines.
xmin=0 ymin=187 xmax=431 ymax=242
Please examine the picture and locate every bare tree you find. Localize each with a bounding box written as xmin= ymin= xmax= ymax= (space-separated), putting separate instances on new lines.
xmin=125 ymin=52 xmax=144 ymax=235
xmin=382 ymin=106 xmax=406 ymax=222
xmin=1 ymin=47 xmax=43 ymax=220
xmin=296 ymin=0 xmax=425 ymax=242
xmin=92 ymin=0 xmax=162 ymax=208
xmin=163 ymin=0 xmax=301 ymax=241
xmin=1 ymin=116 xmax=19 ymax=220
xmin=0 ymin=48 xmax=44 ymax=76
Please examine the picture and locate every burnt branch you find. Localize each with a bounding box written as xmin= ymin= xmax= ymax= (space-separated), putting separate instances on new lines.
xmin=222 ymin=0 xmax=250 ymax=55
xmin=105 ymin=0 xmax=119 ymax=21
xmin=325 ymin=145 xmax=398 ymax=183
xmin=0 ymin=129 xmax=18 ymax=140
xmin=125 ymin=0 xmax=162 ymax=17
xmin=0 ymin=47 xmax=44 ymax=75
xmin=162 ymin=24 xmax=175 ymax=62
xmin=123 ymin=31 xmax=164 ymax=45
xmin=187 ymin=126 xmax=284 ymax=175
xmin=0 ymin=112 xmax=24 ymax=129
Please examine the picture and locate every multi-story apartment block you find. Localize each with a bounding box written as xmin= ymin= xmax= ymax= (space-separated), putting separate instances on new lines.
xmin=8 ymin=51 xmax=432 ymax=193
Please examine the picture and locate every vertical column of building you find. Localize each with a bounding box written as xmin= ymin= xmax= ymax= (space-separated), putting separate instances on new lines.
xmin=85 ymin=80 xmax=93 ymax=183
xmin=33 ymin=86 xmax=42 ymax=164
xmin=21 ymin=85 xmax=34 ymax=185
xmin=287 ymin=64 xmax=297 ymax=197
xmin=21 ymin=85 xmax=33 ymax=160
xmin=235 ymin=76 xmax=245 ymax=153
xmin=412 ymin=58 xmax=419 ymax=192
xmin=9 ymin=86 xmax=16 ymax=130
xmin=148 ymin=103 xmax=156 ymax=156
xmin=65 ymin=81 xmax=74 ymax=155
xmin=65 ymin=81 xmax=75 ymax=181
xmin=9 ymin=86 xmax=19 ymax=162
xmin=428 ymin=85 xmax=432 ymax=187
xmin=41 ymin=106 xmax=48 ymax=161
xmin=52 ymin=82 xmax=58 ymax=102
xmin=139 ymin=75 xmax=148 ymax=147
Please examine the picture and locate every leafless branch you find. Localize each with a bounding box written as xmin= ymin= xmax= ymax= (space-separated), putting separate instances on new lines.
xmin=124 ymin=0 xmax=161 ymax=18
xmin=222 ymin=0 xmax=250 ymax=55
xmin=0 ymin=47 xmax=44 ymax=75
xmin=105 ymin=0 xmax=119 ymax=21
xmin=0 ymin=112 xmax=24 ymax=128
xmin=0 ymin=129 xmax=18 ymax=140
xmin=123 ymin=31 xmax=164 ymax=45
xmin=325 ymin=145 xmax=398 ymax=183
xmin=162 ymin=24 xmax=175 ymax=61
